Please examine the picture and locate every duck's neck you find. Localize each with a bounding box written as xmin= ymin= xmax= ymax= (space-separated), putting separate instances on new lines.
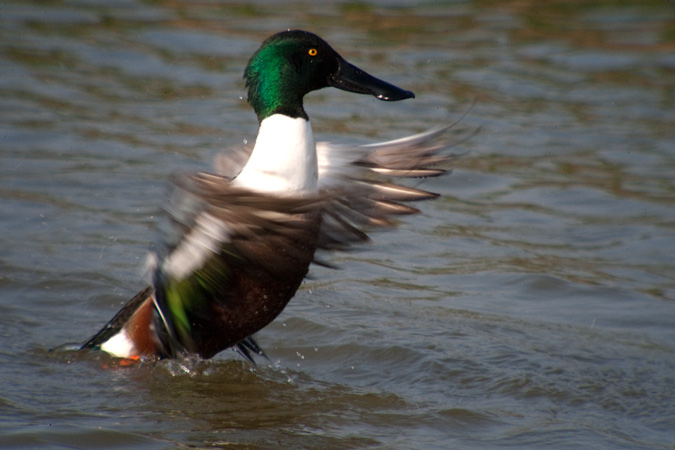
xmin=232 ymin=114 xmax=318 ymax=195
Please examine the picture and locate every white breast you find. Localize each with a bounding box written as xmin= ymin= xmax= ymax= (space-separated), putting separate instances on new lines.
xmin=232 ymin=115 xmax=318 ymax=194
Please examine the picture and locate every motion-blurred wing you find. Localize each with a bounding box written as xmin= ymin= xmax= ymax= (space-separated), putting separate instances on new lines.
xmin=316 ymin=124 xmax=467 ymax=250
xmin=152 ymin=172 xmax=325 ymax=357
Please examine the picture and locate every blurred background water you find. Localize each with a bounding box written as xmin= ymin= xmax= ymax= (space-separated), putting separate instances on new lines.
xmin=1 ymin=1 xmax=674 ymax=449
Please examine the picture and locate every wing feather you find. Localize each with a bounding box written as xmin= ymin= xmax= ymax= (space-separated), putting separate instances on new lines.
xmin=315 ymin=123 xmax=469 ymax=250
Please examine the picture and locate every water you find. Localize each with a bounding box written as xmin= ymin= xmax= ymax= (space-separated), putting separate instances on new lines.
xmin=1 ymin=1 xmax=674 ymax=449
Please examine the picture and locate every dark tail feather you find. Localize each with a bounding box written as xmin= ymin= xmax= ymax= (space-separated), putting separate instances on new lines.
xmin=80 ymin=286 xmax=154 ymax=350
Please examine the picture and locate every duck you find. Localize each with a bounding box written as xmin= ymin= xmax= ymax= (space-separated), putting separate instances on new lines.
xmin=80 ymin=30 xmax=458 ymax=362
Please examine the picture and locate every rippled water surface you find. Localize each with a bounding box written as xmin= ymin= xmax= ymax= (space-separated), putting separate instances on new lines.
xmin=1 ymin=1 xmax=674 ymax=449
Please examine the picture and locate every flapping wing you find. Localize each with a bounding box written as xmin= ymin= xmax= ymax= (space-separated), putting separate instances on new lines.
xmin=316 ymin=124 xmax=469 ymax=251
xmin=152 ymin=172 xmax=325 ymax=357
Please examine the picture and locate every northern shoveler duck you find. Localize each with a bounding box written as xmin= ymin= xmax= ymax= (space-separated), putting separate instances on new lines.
xmin=81 ymin=30 xmax=458 ymax=362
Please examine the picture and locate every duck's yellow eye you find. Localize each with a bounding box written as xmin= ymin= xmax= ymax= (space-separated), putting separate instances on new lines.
xmin=308 ymin=48 xmax=318 ymax=56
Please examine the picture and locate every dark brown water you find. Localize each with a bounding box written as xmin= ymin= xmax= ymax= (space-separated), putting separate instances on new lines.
xmin=1 ymin=1 xmax=674 ymax=449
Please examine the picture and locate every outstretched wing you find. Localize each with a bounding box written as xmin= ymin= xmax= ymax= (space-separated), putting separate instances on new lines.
xmin=151 ymin=173 xmax=326 ymax=358
xmin=315 ymin=124 xmax=468 ymax=251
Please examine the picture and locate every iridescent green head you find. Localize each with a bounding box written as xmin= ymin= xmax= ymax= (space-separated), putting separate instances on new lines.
xmin=244 ymin=30 xmax=415 ymax=122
